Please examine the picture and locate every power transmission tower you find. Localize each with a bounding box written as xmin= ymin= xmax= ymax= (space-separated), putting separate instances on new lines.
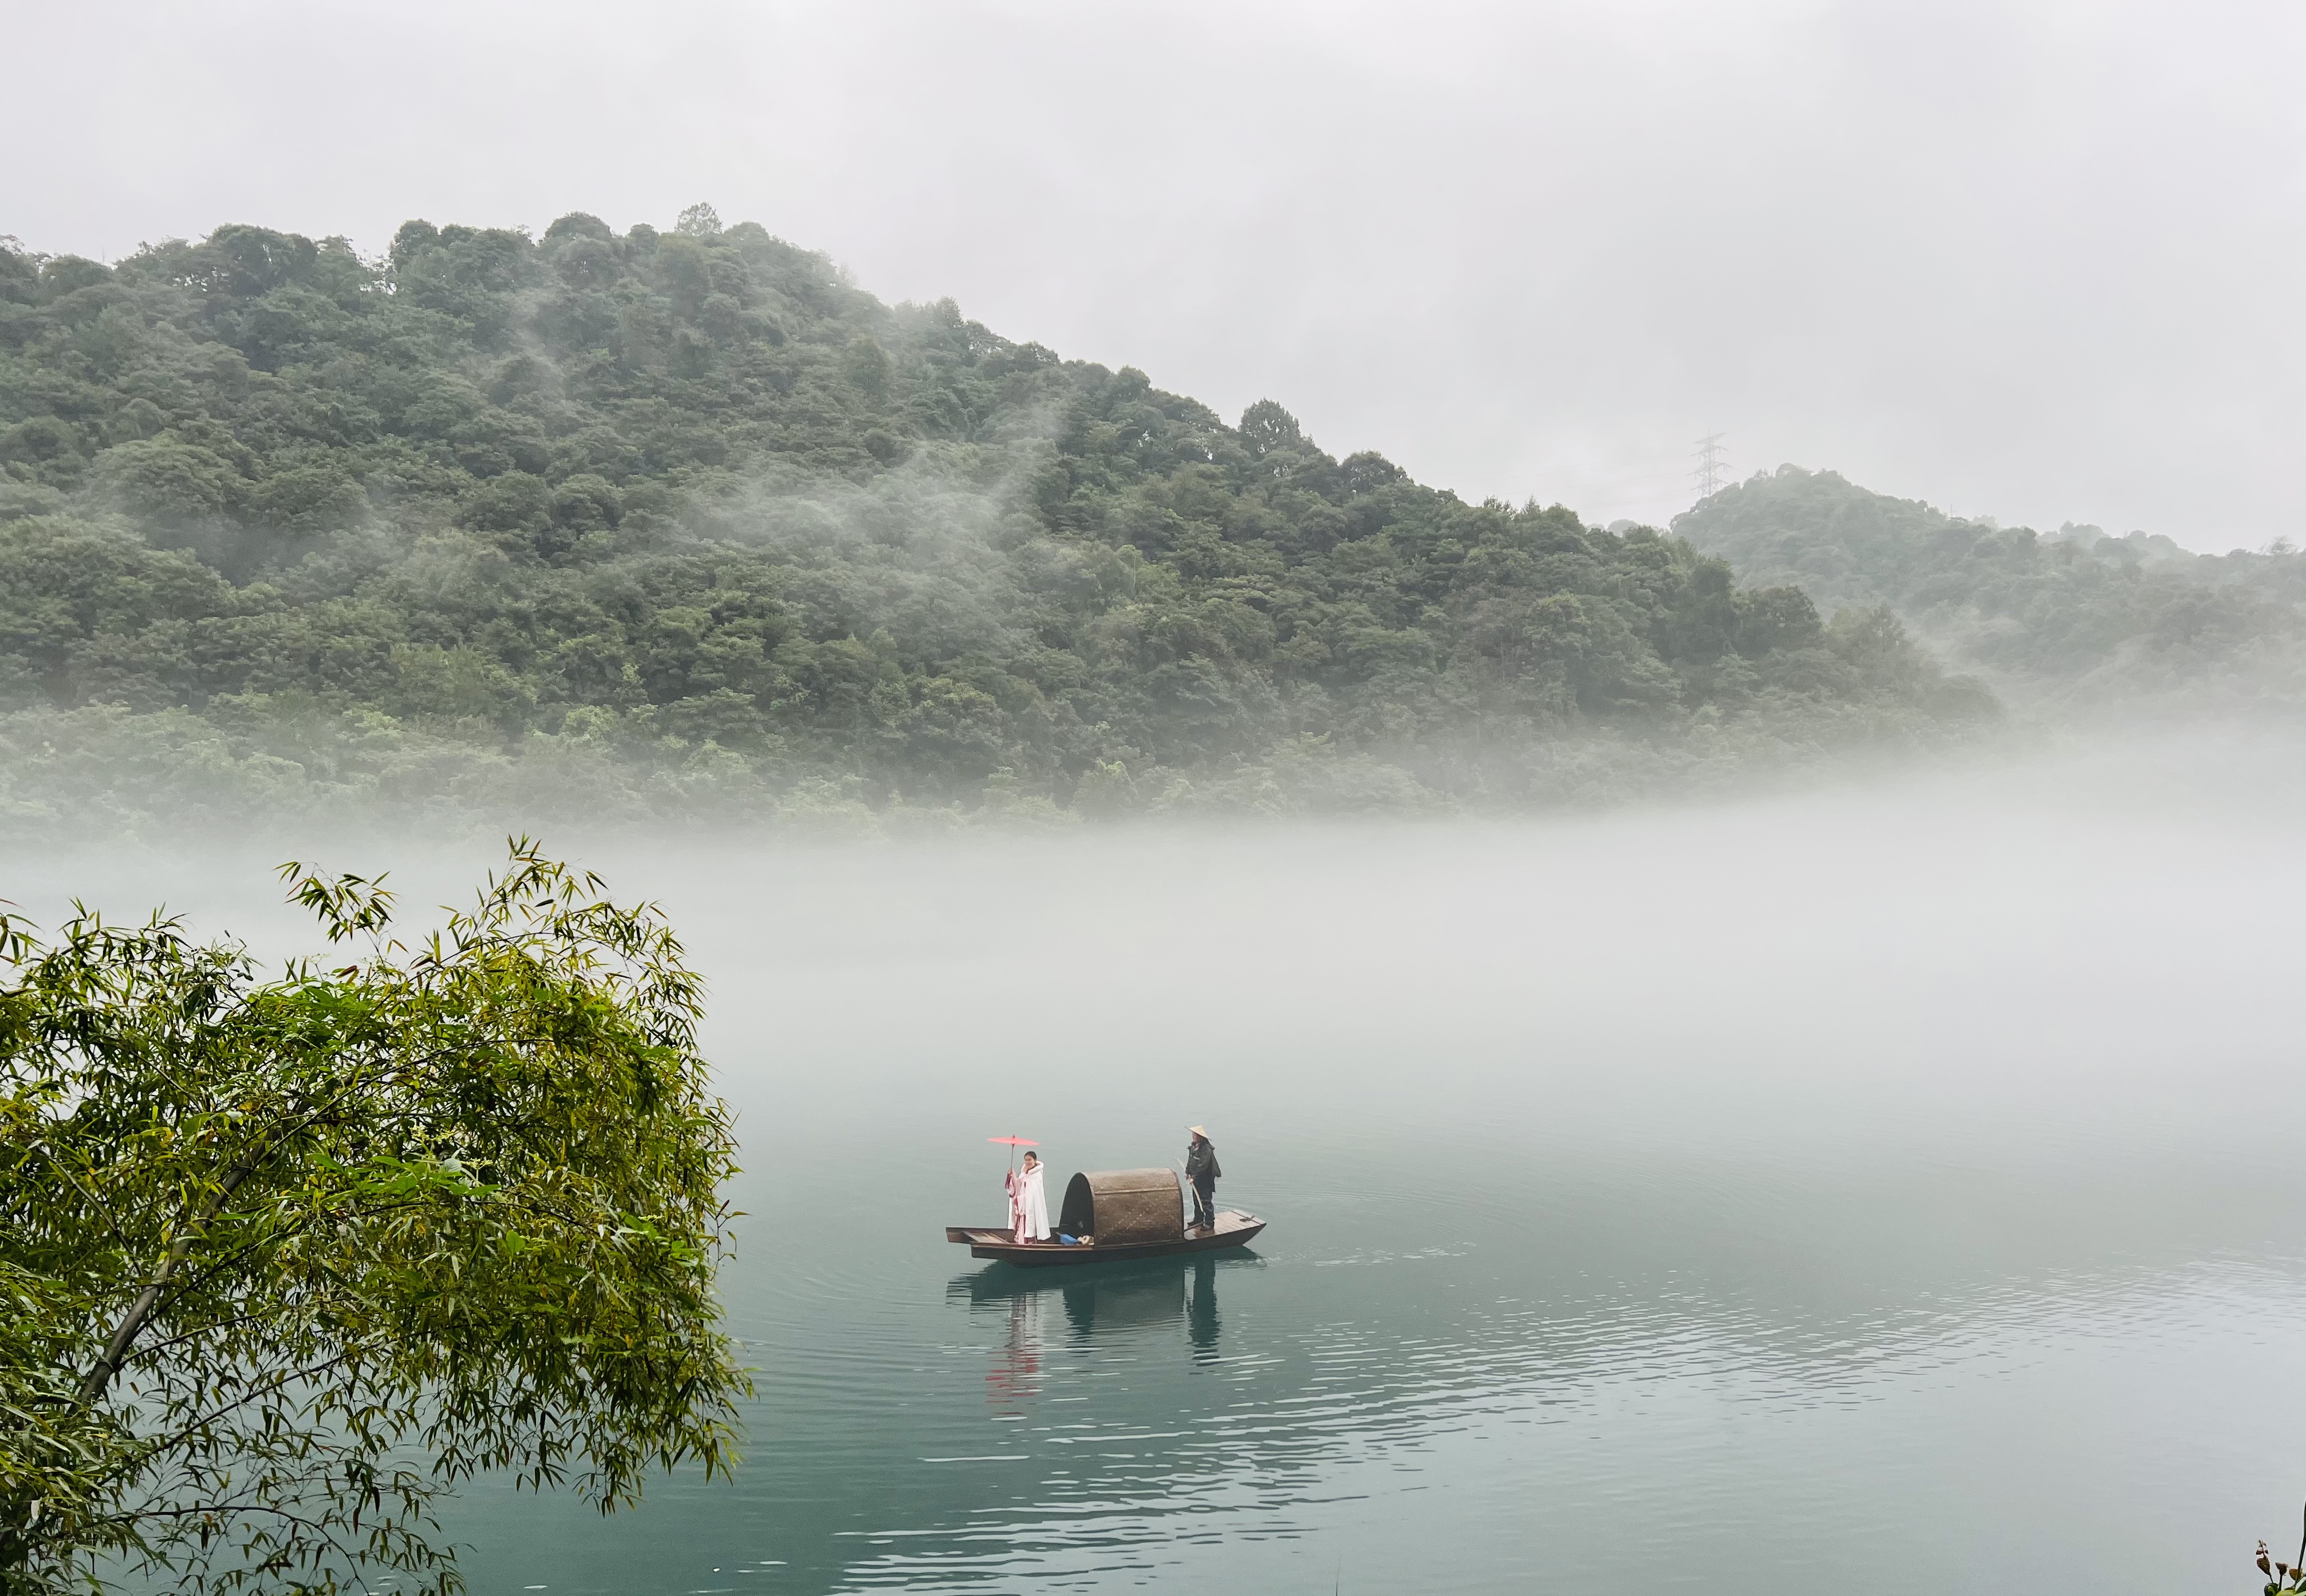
xmin=1690 ymin=433 xmax=1729 ymax=498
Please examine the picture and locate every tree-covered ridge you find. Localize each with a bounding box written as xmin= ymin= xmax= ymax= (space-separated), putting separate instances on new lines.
xmin=0 ymin=211 xmax=1986 ymax=832
xmin=1673 ymin=466 xmax=2306 ymax=701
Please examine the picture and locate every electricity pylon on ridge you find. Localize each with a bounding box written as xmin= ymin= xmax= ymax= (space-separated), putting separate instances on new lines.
xmin=1690 ymin=433 xmax=1729 ymax=499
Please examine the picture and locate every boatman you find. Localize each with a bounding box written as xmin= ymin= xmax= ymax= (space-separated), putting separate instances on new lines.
xmin=1185 ymin=1126 xmax=1221 ymax=1232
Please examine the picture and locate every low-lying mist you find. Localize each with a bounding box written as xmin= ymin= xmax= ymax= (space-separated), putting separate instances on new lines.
xmin=15 ymin=727 xmax=2297 ymax=1169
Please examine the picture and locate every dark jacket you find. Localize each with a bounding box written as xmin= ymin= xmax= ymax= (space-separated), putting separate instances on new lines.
xmin=1186 ymin=1138 xmax=1221 ymax=1185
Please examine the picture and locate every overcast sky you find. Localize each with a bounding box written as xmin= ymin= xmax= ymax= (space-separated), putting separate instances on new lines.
xmin=9 ymin=0 xmax=2303 ymax=546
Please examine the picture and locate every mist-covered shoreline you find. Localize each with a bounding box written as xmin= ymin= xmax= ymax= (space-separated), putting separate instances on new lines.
xmin=8 ymin=213 xmax=2303 ymax=842
xmin=1 ymin=214 xmax=2007 ymax=842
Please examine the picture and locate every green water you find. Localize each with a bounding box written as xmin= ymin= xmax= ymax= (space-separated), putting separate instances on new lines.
xmin=456 ymin=1132 xmax=2306 ymax=1595
xmin=24 ymin=754 xmax=2306 ymax=1593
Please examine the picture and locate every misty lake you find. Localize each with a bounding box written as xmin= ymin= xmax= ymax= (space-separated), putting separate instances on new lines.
xmin=21 ymin=740 xmax=2306 ymax=1594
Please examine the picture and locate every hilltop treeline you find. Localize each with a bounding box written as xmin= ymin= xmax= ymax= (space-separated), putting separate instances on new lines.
xmin=0 ymin=208 xmax=1988 ymax=834
xmin=1674 ymin=467 xmax=2306 ymax=710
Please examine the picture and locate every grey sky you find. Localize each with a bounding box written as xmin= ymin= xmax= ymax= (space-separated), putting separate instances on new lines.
xmin=9 ymin=0 xmax=2301 ymax=547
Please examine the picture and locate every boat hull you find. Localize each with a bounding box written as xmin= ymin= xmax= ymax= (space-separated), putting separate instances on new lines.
xmin=945 ymin=1209 xmax=1265 ymax=1266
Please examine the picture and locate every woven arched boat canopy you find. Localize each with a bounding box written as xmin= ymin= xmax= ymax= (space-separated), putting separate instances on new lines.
xmin=1058 ymin=1168 xmax=1183 ymax=1246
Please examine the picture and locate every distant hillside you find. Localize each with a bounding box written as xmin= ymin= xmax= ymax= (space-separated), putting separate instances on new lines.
xmin=0 ymin=212 xmax=1989 ymax=836
xmin=1674 ymin=467 xmax=2306 ymax=708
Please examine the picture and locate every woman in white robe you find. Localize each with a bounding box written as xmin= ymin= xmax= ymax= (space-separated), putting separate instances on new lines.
xmin=1012 ymin=1151 xmax=1051 ymax=1243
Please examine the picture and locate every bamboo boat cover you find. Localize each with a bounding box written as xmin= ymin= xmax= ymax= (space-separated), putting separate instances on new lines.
xmin=1058 ymin=1168 xmax=1184 ymax=1245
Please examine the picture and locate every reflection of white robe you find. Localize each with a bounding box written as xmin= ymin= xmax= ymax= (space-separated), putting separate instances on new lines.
xmin=1014 ymin=1164 xmax=1050 ymax=1242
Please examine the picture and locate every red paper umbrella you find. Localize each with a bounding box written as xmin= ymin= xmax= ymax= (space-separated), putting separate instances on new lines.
xmin=987 ymin=1133 xmax=1038 ymax=1176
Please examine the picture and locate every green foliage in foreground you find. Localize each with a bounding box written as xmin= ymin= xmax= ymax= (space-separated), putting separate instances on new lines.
xmin=0 ymin=844 xmax=747 ymax=1594
xmin=1675 ymin=466 xmax=2306 ymax=705
xmin=0 ymin=212 xmax=1990 ymax=832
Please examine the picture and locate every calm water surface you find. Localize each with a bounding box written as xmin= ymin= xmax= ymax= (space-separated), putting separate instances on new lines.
xmin=23 ymin=749 xmax=2306 ymax=1594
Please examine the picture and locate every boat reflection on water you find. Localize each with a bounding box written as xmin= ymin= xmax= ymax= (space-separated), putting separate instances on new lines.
xmin=949 ymin=1252 xmax=1253 ymax=1396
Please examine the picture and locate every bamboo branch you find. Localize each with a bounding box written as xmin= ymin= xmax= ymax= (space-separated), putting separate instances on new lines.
xmin=76 ymin=1153 xmax=265 ymax=1406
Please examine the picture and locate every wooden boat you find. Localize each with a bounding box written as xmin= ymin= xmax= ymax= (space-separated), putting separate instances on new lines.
xmin=947 ymin=1209 xmax=1266 ymax=1266
xmin=947 ymin=1166 xmax=1266 ymax=1267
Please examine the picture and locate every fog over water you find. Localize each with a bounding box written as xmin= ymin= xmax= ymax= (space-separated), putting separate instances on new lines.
xmin=17 ymin=735 xmax=2306 ymax=1592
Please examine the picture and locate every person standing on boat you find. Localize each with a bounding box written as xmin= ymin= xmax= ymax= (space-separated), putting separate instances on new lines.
xmin=1185 ymin=1126 xmax=1221 ymax=1232
xmin=1012 ymin=1150 xmax=1051 ymax=1244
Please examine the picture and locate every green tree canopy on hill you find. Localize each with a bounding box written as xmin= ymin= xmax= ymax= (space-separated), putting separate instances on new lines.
xmin=0 ymin=215 xmax=1989 ymax=831
xmin=1673 ymin=466 xmax=2306 ymax=698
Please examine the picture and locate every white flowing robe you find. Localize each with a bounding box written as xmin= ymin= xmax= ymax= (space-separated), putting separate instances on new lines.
xmin=1014 ymin=1162 xmax=1051 ymax=1242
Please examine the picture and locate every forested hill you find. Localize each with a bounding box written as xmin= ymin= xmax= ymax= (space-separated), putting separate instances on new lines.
xmin=0 ymin=210 xmax=1989 ymax=834
xmin=1674 ymin=467 xmax=2306 ymax=707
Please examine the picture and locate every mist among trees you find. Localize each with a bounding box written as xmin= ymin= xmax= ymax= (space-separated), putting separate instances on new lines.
xmin=0 ymin=208 xmax=2057 ymax=837
xmin=1675 ymin=466 xmax=2306 ymax=714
